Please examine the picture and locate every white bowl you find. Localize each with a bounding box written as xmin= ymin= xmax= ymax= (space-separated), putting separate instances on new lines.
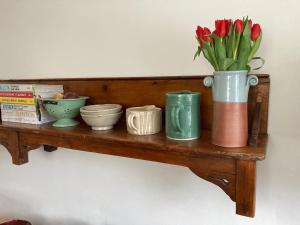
xmin=81 ymin=111 xmax=123 ymax=131
xmin=80 ymin=104 xmax=122 ymax=115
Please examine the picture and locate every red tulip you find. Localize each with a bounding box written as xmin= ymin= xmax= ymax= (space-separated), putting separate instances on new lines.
xmin=202 ymin=27 xmax=212 ymax=42
xmin=248 ymin=19 xmax=253 ymax=28
xmin=251 ymin=24 xmax=261 ymax=41
xmin=196 ymin=26 xmax=212 ymax=47
xmin=234 ymin=19 xmax=244 ymax=34
xmin=225 ymin=19 xmax=232 ymax=35
xmin=215 ymin=19 xmax=229 ymax=37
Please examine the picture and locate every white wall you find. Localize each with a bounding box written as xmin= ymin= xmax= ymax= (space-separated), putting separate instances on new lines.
xmin=0 ymin=0 xmax=299 ymax=224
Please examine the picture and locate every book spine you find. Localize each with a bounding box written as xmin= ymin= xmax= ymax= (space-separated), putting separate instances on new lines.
xmin=0 ymin=91 xmax=33 ymax=98
xmin=0 ymin=84 xmax=34 ymax=92
xmin=1 ymin=110 xmax=38 ymax=118
xmin=1 ymin=103 xmax=37 ymax=111
xmin=1 ymin=116 xmax=40 ymax=124
xmin=0 ymin=84 xmax=63 ymax=92
xmin=0 ymin=97 xmax=35 ymax=105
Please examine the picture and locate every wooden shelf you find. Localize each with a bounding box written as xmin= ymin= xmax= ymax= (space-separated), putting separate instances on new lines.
xmin=0 ymin=75 xmax=270 ymax=218
xmin=0 ymin=121 xmax=267 ymax=161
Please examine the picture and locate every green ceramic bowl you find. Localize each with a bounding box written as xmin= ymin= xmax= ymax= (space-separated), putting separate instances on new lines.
xmin=43 ymin=96 xmax=89 ymax=127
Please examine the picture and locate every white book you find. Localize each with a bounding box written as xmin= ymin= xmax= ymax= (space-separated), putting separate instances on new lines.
xmin=1 ymin=115 xmax=53 ymax=124
xmin=1 ymin=103 xmax=55 ymax=124
xmin=0 ymin=84 xmax=63 ymax=93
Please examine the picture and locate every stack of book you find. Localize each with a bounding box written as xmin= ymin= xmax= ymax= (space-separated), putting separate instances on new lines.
xmin=0 ymin=84 xmax=64 ymax=124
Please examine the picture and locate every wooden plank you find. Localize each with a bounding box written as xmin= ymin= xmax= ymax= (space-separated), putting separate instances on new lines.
xmin=0 ymin=122 xmax=267 ymax=161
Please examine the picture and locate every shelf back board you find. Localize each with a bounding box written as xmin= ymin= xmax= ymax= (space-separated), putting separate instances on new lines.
xmin=0 ymin=75 xmax=270 ymax=133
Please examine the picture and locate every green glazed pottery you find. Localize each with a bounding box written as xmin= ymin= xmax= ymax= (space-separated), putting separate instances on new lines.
xmin=43 ymin=96 xmax=89 ymax=127
xmin=165 ymin=91 xmax=200 ymax=140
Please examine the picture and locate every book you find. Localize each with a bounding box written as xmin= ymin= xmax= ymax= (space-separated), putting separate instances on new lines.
xmin=1 ymin=115 xmax=53 ymax=124
xmin=0 ymin=97 xmax=35 ymax=105
xmin=0 ymin=91 xmax=33 ymax=98
xmin=0 ymin=84 xmax=63 ymax=105
xmin=0 ymin=84 xmax=63 ymax=124
xmin=1 ymin=103 xmax=55 ymax=124
xmin=0 ymin=84 xmax=63 ymax=92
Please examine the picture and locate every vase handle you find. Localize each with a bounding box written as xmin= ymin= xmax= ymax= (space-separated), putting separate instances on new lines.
xmin=247 ymin=75 xmax=259 ymax=87
xmin=251 ymin=57 xmax=265 ymax=70
xmin=203 ymin=76 xmax=214 ymax=87
xmin=245 ymin=75 xmax=259 ymax=96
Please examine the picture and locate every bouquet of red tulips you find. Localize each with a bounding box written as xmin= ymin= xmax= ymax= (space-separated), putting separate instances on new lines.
xmin=194 ymin=18 xmax=263 ymax=71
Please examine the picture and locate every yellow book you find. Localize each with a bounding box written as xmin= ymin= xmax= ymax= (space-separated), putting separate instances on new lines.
xmin=0 ymin=97 xmax=35 ymax=105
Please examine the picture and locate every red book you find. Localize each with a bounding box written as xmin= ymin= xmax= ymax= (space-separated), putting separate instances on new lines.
xmin=0 ymin=91 xmax=33 ymax=98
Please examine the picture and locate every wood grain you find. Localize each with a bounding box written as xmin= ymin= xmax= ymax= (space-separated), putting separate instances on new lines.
xmin=236 ymin=160 xmax=256 ymax=217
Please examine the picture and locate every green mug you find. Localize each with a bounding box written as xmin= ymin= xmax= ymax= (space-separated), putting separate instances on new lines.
xmin=165 ymin=91 xmax=200 ymax=140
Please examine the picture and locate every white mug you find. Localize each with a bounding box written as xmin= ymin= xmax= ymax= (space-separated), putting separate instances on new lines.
xmin=126 ymin=105 xmax=162 ymax=135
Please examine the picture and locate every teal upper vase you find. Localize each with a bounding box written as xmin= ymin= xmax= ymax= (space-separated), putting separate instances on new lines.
xmin=203 ymin=70 xmax=259 ymax=103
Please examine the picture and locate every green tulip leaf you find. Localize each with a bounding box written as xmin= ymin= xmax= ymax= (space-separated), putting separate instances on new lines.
xmin=227 ymin=24 xmax=234 ymax=58
xmin=246 ymin=64 xmax=251 ymax=72
xmin=202 ymin=48 xmax=214 ymax=69
xmin=203 ymin=42 xmax=219 ymax=70
xmin=214 ymin=37 xmax=226 ymax=69
xmin=248 ymin=32 xmax=262 ymax=62
xmin=193 ymin=46 xmax=202 ymax=61
xmin=236 ymin=20 xmax=252 ymax=70
xmin=220 ymin=58 xmax=236 ymax=70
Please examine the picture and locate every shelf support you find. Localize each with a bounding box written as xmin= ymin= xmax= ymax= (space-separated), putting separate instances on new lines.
xmin=236 ymin=160 xmax=256 ymax=217
xmin=0 ymin=130 xmax=28 ymax=165
xmin=0 ymin=129 xmax=41 ymax=165
xmin=190 ymin=168 xmax=236 ymax=201
xmin=189 ymin=157 xmax=236 ymax=201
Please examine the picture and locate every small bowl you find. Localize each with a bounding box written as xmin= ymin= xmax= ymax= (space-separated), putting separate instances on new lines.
xmin=80 ymin=104 xmax=122 ymax=115
xmin=81 ymin=111 xmax=123 ymax=131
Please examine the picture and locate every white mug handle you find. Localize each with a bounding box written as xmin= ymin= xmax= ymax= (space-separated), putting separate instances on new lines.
xmin=128 ymin=113 xmax=138 ymax=132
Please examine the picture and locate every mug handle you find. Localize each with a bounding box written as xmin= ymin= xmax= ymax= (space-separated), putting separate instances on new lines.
xmin=171 ymin=106 xmax=183 ymax=133
xmin=128 ymin=113 xmax=138 ymax=132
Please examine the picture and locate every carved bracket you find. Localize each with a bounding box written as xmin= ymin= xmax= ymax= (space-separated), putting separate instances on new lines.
xmin=0 ymin=129 xmax=40 ymax=165
xmin=190 ymin=167 xmax=236 ymax=201
xmin=190 ymin=158 xmax=257 ymax=217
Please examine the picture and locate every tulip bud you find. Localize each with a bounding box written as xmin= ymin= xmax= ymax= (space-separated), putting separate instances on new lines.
xmin=225 ymin=19 xmax=232 ymax=36
xmin=196 ymin=26 xmax=204 ymax=47
xmin=196 ymin=26 xmax=212 ymax=47
xmin=234 ymin=19 xmax=244 ymax=34
xmin=248 ymin=19 xmax=253 ymax=28
xmin=202 ymin=27 xmax=212 ymax=43
xmin=215 ymin=19 xmax=227 ymax=37
xmin=251 ymin=24 xmax=261 ymax=41
xmin=196 ymin=26 xmax=203 ymax=40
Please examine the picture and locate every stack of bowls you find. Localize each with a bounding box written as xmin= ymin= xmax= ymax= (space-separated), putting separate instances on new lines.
xmin=80 ymin=104 xmax=123 ymax=130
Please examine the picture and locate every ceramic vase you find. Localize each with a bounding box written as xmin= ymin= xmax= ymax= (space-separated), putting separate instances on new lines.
xmin=204 ymin=71 xmax=259 ymax=147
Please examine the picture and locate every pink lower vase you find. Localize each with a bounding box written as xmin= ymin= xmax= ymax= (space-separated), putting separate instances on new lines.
xmin=212 ymin=101 xmax=248 ymax=147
